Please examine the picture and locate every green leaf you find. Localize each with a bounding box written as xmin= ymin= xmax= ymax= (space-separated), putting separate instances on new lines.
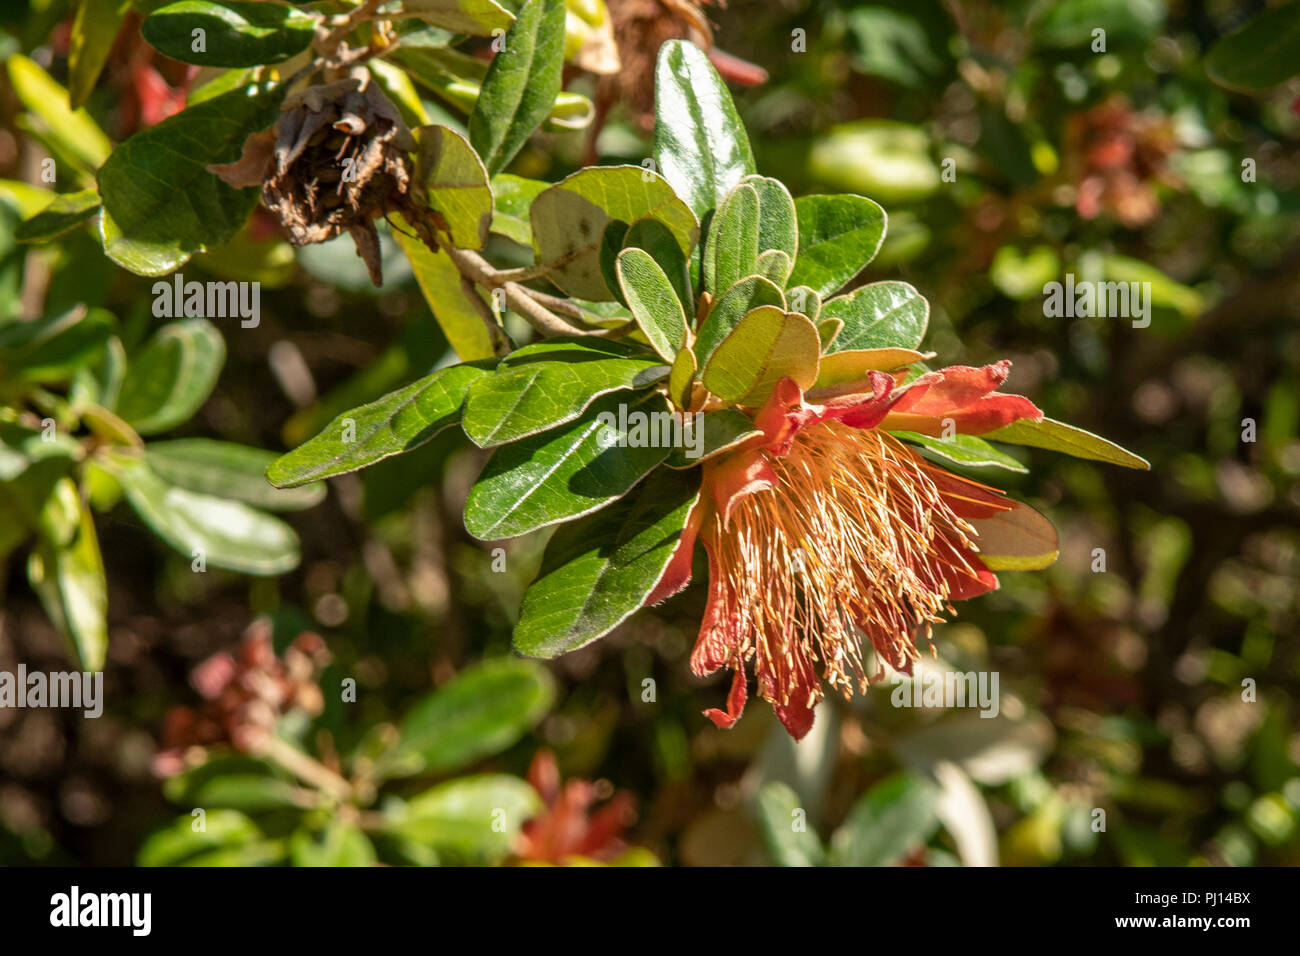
xmin=617 ymin=247 xmax=688 ymax=362
xmin=756 ymin=781 xmax=825 ymax=867
xmin=619 ymin=216 xmax=692 ymax=311
xmin=0 ymin=305 xmax=114 ymax=383
xmin=380 ymin=658 xmax=554 ymax=778
xmin=14 ymin=188 xmax=101 ymax=242
xmin=97 ymin=79 xmax=285 ymax=275
xmin=146 ymin=439 xmax=325 ymax=510
xmin=968 ymin=500 xmax=1059 ymax=572
xmin=383 ymin=774 xmax=541 ymax=862
xmin=27 ymin=484 xmax=108 ymax=670
xmin=463 ymin=338 xmax=666 ymax=447
xmin=141 ymin=0 xmax=317 ymax=67
xmin=530 ymin=165 xmax=698 ymax=301
xmin=490 ymin=173 xmax=547 ymax=245
xmin=6 ymin=55 xmax=112 ymax=171
xmin=813 ymin=347 xmax=925 ymax=388
xmin=164 ymin=758 xmax=304 ymax=811
xmin=663 ymin=408 xmax=759 ymax=468
xmin=983 ymin=417 xmax=1150 ymax=470
xmin=415 ymin=124 xmax=492 ymax=249
xmin=694 ymin=274 xmax=785 ymax=363
xmin=290 ymin=822 xmax=377 ymax=867
xmin=788 ymin=194 xmax=887 ymax=299
xmin=69 ymin=0 xmax=130 ymax=108
xmin=267 ymin=361 xmax=494 ymax=487
xmin=704 ymin=182 xmax=760 ymax=297
xmin=754 ymin=249 xmax=793 ymax=287
xmin=389 ymin=213 xmax=496 ymax=361
xmin=399 ymin=0 xmax=515 ymax=36
xmin=1207 ymin=3 xmax=1300 ymax=91
xmin=829 ymin=773 xmax=940 ymax=866
xmin=468 ymin=0 xmax=565 ymax=175
xmin=138 ymin=809 xmax=263 ymax=866
xmin=107 ymin=453 xmax=300 ymax=574
xmin=891 ymin=431 xmax=1028 ymax=473
xmin=514 ymin=467 xmax=700 ymax=657
xmin=652 ymin=39 xmax=756 ymax=219
xmin=464 ymin=389 xmax=671 ymax=540
xmin=116 ymin=319 xmax=226 ymax=435
xmin=742 ymin=174 xmax=799 ymax=262
xmin=701 ymin=306 xmax=821 ymax=404
xmin=821 ymin=280 xmax=928 ymax=352
xmin=668 ymin=344 xmax=696 ymax=409
xmin=788 ymin=285 xmax=822 ymax=322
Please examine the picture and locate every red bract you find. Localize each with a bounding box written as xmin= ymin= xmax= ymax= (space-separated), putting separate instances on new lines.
xmin=515 ymin=750 xmax=639 ymax=864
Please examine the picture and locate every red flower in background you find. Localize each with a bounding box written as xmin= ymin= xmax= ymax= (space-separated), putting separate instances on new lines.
xmin=515 ymin=750 xmax=643 ymax=865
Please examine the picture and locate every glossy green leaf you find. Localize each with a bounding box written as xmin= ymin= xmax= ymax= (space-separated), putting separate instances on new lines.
xmin=983 ymin=417 xmax=1150 ymax=470
xmin=97 ymin=79 xmax=285 ymax=275
xmin=664 ymin=408 xmax=760 ymax=468
xmin=27 ymin=484 xmax=108 ymax=670
xmin=164 ymin=758 xmax=304 ymax=811
xmin=146 ymin=439 xmax=325 ymax=511
xmin=399 ymin=0 xmax=515 ymax=36
xmin=415 ymin=125 xmax=493 ymax=250
xmin=742 ymin=173 xmax=799 ymax=262
xmin=384 ymin=774 xmax=541 ymax=862
xmin=617 ymin=247 xmax=688 ymax=362
xmin=141 ymin=1 xmax=317 ymax=67
xmin=701 ymin=306 xmax=821 ymax=405
xmin=490 ymin=173 xmax=548 ymax=245
xmin=892 ymin=431 xmax=1028 ymax=473
xmin=704 ymin=182 xmax=760 ymax=297
xmin=652 ymin=39 xmax=756 ymax=219
xmin=514 ymin=467 xmax=700 ymax=657
xmin=69 ymin=0 xmax=130 ymax=107
xmin=756 ymin=781 xmax=825 ymax=867
xmin=14 ymin=188 xmax=101 ymax=242
xmin=463 ymin=337 xmax=666 ymax=447
xmin=530 ymin=165 xmax=698 ymax=300
xmin=116 ymin=319 xmax=226 ymax=435
xmin=268 ymin=361 xmax=494 ymax=487
xmin=138 ymin=809 xmax=262 ymax=867
xmin=0 ymin=305 xmax=114 ymax=383
xmin=620 ymin=216 xmax=692 ymax=311
xmin=464 ymin=389 xmax=671 ymax=540
xmin=389 ymin=213 xmax=496 ymax=361
xmin=1207 ymin=3 xmax=1300 ymax=91
xmin=822 ymin=280 xmax=928 ymax=352
xmin=694 ymin=275 xmax=786 ymax=364
xmin=7 ymin=55 xmax=113 ymax=171
xmin=788 ymin=194 xmax=887 ymax=299
xmin=108 ymin=453 xmax=300 ymax=574
xmin=379 ymin=658 xmax=554 ymax=778
xmin=468 ymin=0 xmax=565 ymax=175
xmin=829 ymin=773 xmax=940 ymax=866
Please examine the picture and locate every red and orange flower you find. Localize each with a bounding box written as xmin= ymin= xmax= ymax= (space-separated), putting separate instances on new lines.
xmin=650 ymin=360 xmax=1056 ymax=739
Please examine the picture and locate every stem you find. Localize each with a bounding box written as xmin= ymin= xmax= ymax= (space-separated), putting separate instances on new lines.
xmin=253 ymin=734 xmax=353 ymax=802
xmin=442 ymin=246 xmax=588 ymax=338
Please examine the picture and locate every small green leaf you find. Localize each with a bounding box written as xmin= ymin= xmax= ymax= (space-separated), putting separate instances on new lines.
xmin=813 ymin=347 xmax=924 ymax=387
xmin=138 ymin=809 xmax=262 ymax=867
xmin=380 ymin=658 xmax=554 ymax=778
xmin=652 ymin=39 xmax=756 ymax=219
xmin=27 ymin=485 xmax=108 ymax=670
xmin=7 ymin=55 xmax=113 ymax=171
xmin=116 ymin=319 xmax=226 ymax=435
xmin=107 ymin=453 xmax=300 ymax=575
xmin=290 ymin=822 xmax=377 ymax=867
xmin=97 ymin=79 xmax=285 ymax=274
xmin=1207 ymin=2 xmax=1300 ymax=90
xmin=146 ymin=439 xmax=326 ymax=511
xmin=668 ymin=344 xmax=696 ymax=409
xmin=383 ymin=775 xmax=541 ymax=862
xmin=14 ymin=188 xmax=101 ymax=242
xmin=464 ymin=389 xmax=671 ymax=540
xmin=463 ymin=339 xmax=667 ymax=447
xmin=822 ymin=280 xmax=928 ymax=352
xmin=415 ymin=124 xmax=493 ymax=250
xmin=664 ymin=408 xmax=759 ymax=468
xmin=617 ymin=247 xmax=688 ymax=362
xmin=399 ymin=0 xmax=515 ymax=36
xmin=490 ymin=173 xmax=547 ymax=245
xmin=165 ymin=758 xmax=304 ymax=811
xmin=530 ymin=164 xmax=698 ymax=301
xmin=468 ymin=0 xmax=565 ymax=175
xmin=891 ymin=431 xmax=1028 ymax=473
xmin=788 ymin=285 xmax=822 ymax=322
xmin=514 ymin=467 xmax=700 ymax=657
xmin=983 ymin=417 xmax=1150 ymax=470
xmin=694 ymin=274 xmax=785 ymax=363
xmin=829 ymin=773 xmax=940 ymax=866
xmin=701 ymin=306 xmax=821 ymax=404
xmin=620 ymin=216 xmax=692 ymax=311
xmin=0 ymin=305 xmax=114 ymax=383
xmin=141 ymin=1 xmax=317 ymax=67
xmin=267 ymin=361 xmax=493 ymax=487
xmin=69 ymin=0 xmax=130 ymax=108
xmin=754 ymin=249 xmax=793 ymax=287
xmin=704 ymin=182 xmax=760 ymax=297
xmin=756 ymin=782 xmax=825 ymax=867
xmin=742 ymin=173 xmax=799 ymax=263
xmin=968 ymin=500 xmax=1059 ymax=572
xmin=788 ymin=194 xmax=887 ymax=299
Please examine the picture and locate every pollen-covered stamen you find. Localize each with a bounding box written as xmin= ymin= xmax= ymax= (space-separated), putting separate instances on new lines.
xmin=704 ymin=422 xmax=988 ymax=712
